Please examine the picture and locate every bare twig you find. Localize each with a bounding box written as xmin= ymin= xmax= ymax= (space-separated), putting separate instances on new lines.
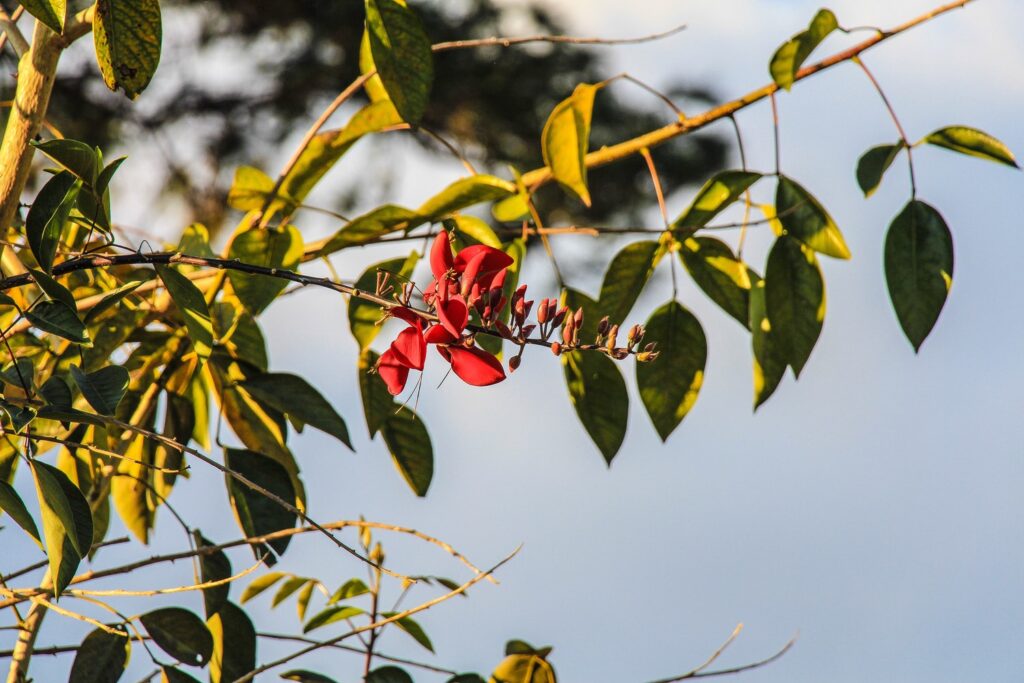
xmin=432 ymin=23 xmax=687 ymax=51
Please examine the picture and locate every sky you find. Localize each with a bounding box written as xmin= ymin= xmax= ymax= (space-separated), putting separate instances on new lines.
xmin=6 ymin=1 xmax=1024 ymax=682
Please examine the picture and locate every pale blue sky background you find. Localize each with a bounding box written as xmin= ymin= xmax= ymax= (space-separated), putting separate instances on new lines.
xmin=8 ymin=1 xmax=1024 ymax=681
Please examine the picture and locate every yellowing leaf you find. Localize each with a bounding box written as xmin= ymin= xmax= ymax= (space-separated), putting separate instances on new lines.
xmin=93 ymin=0 xmax=162 ymax=99
xmin=541 ymin=83 xmax=601 ymax=206
xmin=769 ymin=9 xmax=838 ymax=90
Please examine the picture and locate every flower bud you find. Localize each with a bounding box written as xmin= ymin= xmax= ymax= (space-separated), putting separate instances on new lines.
xmin=612 ymin=348 xmax=630 ymax=360
xmin=537 ymin=298 xmax=550 ymax=324
xmin=573 ymin=307 xmax=584 ymax=328
xmin=597 ymin=316 xmax=610 ymax=336
xmin=553 ymin=306 xmax=568 ymax=327
xmin=508 ymin=355 xmax=521 ymax=372
xmin=562 ymin=317 xmax=574 ymax=345
xmin=550 ymin=342 xmax=562 ymax=356
xmin=643 ymin=342 xmax=657 ymax=353
xmin=521 ymin=324 xmax=536 ymax=338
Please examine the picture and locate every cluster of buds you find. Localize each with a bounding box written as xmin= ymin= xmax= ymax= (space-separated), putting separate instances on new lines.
xmin=374 ymin=231 xmax=660 ymax=396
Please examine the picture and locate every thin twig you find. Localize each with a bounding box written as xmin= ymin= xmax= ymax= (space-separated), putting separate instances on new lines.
xmin=854 ymin=56 xmax=916 ymax=196
xmin=431 ymin=23 xmax=687 ymax=51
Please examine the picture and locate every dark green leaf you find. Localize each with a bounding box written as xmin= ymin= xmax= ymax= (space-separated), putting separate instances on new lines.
xmin=193 ymin=532 xmax=232 ymax=618
xmin=381 ymin=613 xmax=434 ymax=652
xmin=32 ymin=140 xmax=98 ymax=184
xmin=208 ymin=356 xmax=293 ymax=469
xmin=856 ymin=143 xmax=905 ymax=197
xmin=240 ymin=571 xmax=287 ymax=604
xmin=39 ymin=376 xmax=71 ymax=410
xmin=95 ymin=156 xmax=127 ymax=196
xmin=366 ymin=666 xmax=414 ymax=683
xmin=769 ymin=9 xmax=838 ymax=90
xmin=884 ymin=200 xmax=954 ymax=351
xmin=140 ymin=607 xmax=214 ymax=667
xmin=212 ymin=302 xmax=268 ymax=372
xmin=26 ymin=171 xmax=79 ymax=273
xmin=448 ymin=675 xmax=487 ymax=683
xmin=161 ymin=666 xmax=203 ymax=683
xmin=83 ymin=280 xmax=143 ymax=324
xmin=418 ymin=175 xmax=516 ymax=221
xmin=329 ymin=577 xmax=370 ymax=603
xmin=156 ymin=265 xmax=214 ymax=360
xmin=0 ymin=479 xmax=42 ymax=548
xmin=302 ymin=605 xmax=365 ymax=633
xmin=93 ymin=0 xmax=162 ymax=99
xmin=380 ymin=408 xmax=433 ymax=496
xmin=748 ymin=270 xmax=787 ymax=409
xmin=281 ymin=671 xmax=339 ymax=683
xmin=922 ymin=125 xmax=1018 ymax=168
xmin=227 ymin=224 xmax=303 ymax=314
xmin=359 ymin=350 xmax=394 ymax=438
xmin=30 ymin=269 xmax=76 ymax=309
xmin=31 ymin=459 xmax=92 ymax=592
xmin=765 ymin=235 xmax=825 ymax=377
xmin=26 ymin=300 xmax=90 ymax=344
xmin=207 ymin=602 xmax=256 ymax=683
xmin=365 ymin=0 xmax=434 ymax=124
xmin=241 ymin=373 xmax=352 ymax=450
xmin=671 ymin=170 xmax=761 ymax=236
xmin=0 ymin=398 xmax=35 ymax=433
xmin=776 ymin=175 xmax=850 ymax=259
xmin=0 ymin=358 xmax=34 ymax=390
xmin=679 ymin=236 xmax=751 ymax=326
xmin=598 ymin=240 xmax=661 ymax=326
xmin=71 ymin=364 xmax=129 ymax=415
xmin=541 ymin=82 xmax=600 ymax=206
xmin=563 ymin=350 xmax=628 ymax=465
xmin=636 ymin=301 xmax=707 ymax=441
xmin=349 ymin=253 xmax=419 ymax=351
xmin=224 ymin=448 xmax=298 ymax=560
xmin=68 ymin=626 xmax=129 ymax=683
xmin=18 ymin=0 xmax=66 ymax=33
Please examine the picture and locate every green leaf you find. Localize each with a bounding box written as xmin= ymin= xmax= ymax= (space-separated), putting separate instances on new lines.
xmin=921 ymin=125 xmax=1019 ymax=168
xmin=636 ymin=301 xmax=707 ymax=441
xmin=856 ymin=143 xmax=905 ymax=197
xmin=769 ymin=9 xmax=838 ymax=90
xmin=491 ymin=191 xmax=530 ymax=223
xmin=68 ymin=627 xmax=130 ymax=683
xmin=212 ymin=302 xmax=268 ymax=372
xmin=93 ymin=0 xmax=162 ymax=99
xmin=490 ymin=653 xmax=557 ymax=683
xmin=31 ymin=459 xmax=92 ymax=593
xmin=178 ymin=223 xmax=215 ymax=258
xmin=367 ymin=666 xmax=414 ymax=683
xmin=282 ymin=100 xmax=402 ymax=205
xmin=241 ymin=373 xmax=352 ymax=451
xmin=240 ymin=572 xmax=287 ymax=604
xmin=359 ymin=350 xmax=394 ymax=438
xmin=449 ymin=675 xmax=487 ymax=683
xmin=0 ymin=479 xmax=42 ymax=548
xmin=18 ymin=0 xmax=66 ymax=33
xmin=139 ymin=607 xmax=214 ymax=667
xmin=281 ymin=671 xmax=340 ymax=683
xmin=272 ymin=576 xmax=308 ymax=607
xmin=71 ymin=364 xmax=129 ymax=415
xmin=193 ymin=532 xmax=232 ymax=618
xmin=157 ymin=265 xmax=214 ymax=360
xmin=563 ymin=350 xmax=628 ymax=466
xmin=381 ymin=613 xmax=434 ymax=652
xmin=296 ymin=580 xmax=315 ymax=621
xmin=207 ymin=602 xmax=256 ymax=683
xmin=320 ymin=205 xmax=424 ymax=254
xmin=349 ymin=254 xmax=419 ymax=351
xmin=597 ymin=240 xmax=661 ymax=326
xmin=671 ymin=170 xmax=761 ymax=236
xmin=227 ymin=224 xmax=304 ymax=314
xmin=224 ymin=448 xmax=298 ymax=561
xmin=83 ymin=280 xmax=143 ymax=324
xmin=679 ymin=236 xmax=751 ymax=327
xmin=775 ymin=175 xmax=850 ymax=259
xmin=26 ymin=300 xmax=90 ymax=344
xmin=32 ymin=139 xmax=98 ymax=185
xmin=884 ymin=200 xmax=954 ymax=351
xmin=380 ymin=408 xmax=433 ymax=496
xmin=329 ymin=577 xmax=370 ymax=603
xmin=227 ymin=166 xmax=296 ymax=215
xmin=748 ymin=270 xmax=787 ymax=410
xmin=26 ymin=171 xmax=79 ymax=273
xmin=161 ymin=667 xmax=203 ymax=683
xmin=765 ymin=235 xmax=825 ymax=377
xmin=541 ymin=83 xmax=601 ymax=206
xmin=31 ymin=269 xmax=76 ymax=309
xmin=302 ymin=605 xmax=365 ymax=633
xmin=365 ymin=0 xmax=434 ymax=124
xmin=418 ymin=175 xmax=516 ymax=221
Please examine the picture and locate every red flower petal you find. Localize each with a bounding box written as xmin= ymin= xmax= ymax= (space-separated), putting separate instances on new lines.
xmin=447 ymin=346 xmax=506 ymax=386
xmin=390 ymin=326 xmax=426 ymax=370
xmin=454 ymin=245 xmax=513 ymax=276
xmin=390 ymin=306 xmax=423 ymax=329
xmin=424 ymin=324 xmax=457 ymax=345
xmin=377 ymin=349 xmax=410 ymax=396
xmin=460 ymin=250 xmax=489 ymax=298
xmin=430 ymin=231 xmax=454 ymax=280
xmin=437 ymin=296 xmax=469 ymax=337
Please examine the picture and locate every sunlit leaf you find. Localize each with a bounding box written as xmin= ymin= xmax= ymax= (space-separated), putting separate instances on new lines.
xmin=83 ymin=280 xmax=143 ymax=324
xmin=449 ymin=214 xmax=503 ymax=249
xmin=542 ymin=83 xmax=601 ymax=206
xmin=320 ymin=205 xmax=424 ymax=254
xmin=93 ymin=0 xmax=162 ymax=99
xmin=490 ymin=652 xmax=557 ymax=683
xmin=31 ymin=459 xmax=92 ymax=593
xmin=272 ymin=576 xmax=308 ymax=607
xmin=227 ymin=166 xmax=296 ymax=215
xmin=775 ymin=175 xmax=850 ymax=259
xmin=418 ymin=175 xmax=516 ymax=221
xmin=111 ymin=432 xmax=155 ymax=544
xmin=303 ymin=605 xmax=365 ymax=633
xmin=157 ymin=265 xmax=214 ymax=361
xmin=227 ymin=224 xmax=303 ymax=315
xmin=240 ymin=571 xmax=287 ymax=604
xmin=18 ymin=0 xmax=66 ymax=33
xmin=563 ymin=349 xmax=627 ymax=466
xmin=295 ymin=580 xmax=316 ymax=621
xmin=68 ymin=626 xmax=129 ymax=683
xmin=329 ymin=577 xmax=370 ymax=603
xmin=769 ymin=9 xmax=838 ymax=90
xmin=636 ymin=301 xmax=706 ymax=441
xmin=381 ymin=613 xmax=434 ymax=652
xmin=856 ymin=142 xmax=905 ymax=198
xmin=365 ymin=0 xmax=434 ymax=124
xmin=241 ymin=373 xmax=352 ymax=451
xmin=139 ymin=607 xmax=214 ymax=667
xmin=884 ymin=200 xmax=954 ymax=351
xmin=671 ymin=170 xmax=761 ymax=236
xmin=921 ymin=125 xmax=1018 ymax=168
xmin=26 ymin=171 xmax=79 ymax=273
xmin=598 ymin=240 xmax=662 ymax=326
xmin=380 ymin=408 xmax=433 ymax=496
xmin=765 ymin=235 xmax=825 ymax=377
xmin=679 ymin=236 xmax=751 ymax=327
xmin=207 ymin=602 xmax=256 ymax=683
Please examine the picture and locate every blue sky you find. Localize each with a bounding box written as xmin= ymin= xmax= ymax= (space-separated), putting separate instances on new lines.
xmin=8 ymin=1 xmax=1024 ymax=682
